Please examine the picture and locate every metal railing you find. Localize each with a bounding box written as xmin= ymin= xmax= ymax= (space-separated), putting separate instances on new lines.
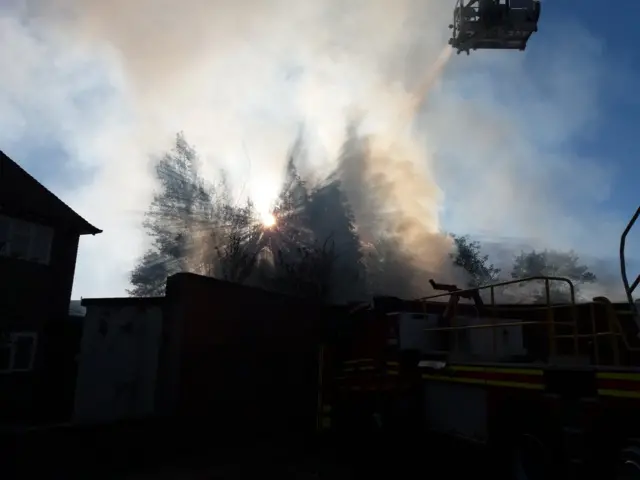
xmin=417 ymin=275 xmax=640 ymax=366
xmin=620 ymin=206 xmax=640 ymax=314
xmin=593 ymin=296 xmax=640 ymax=361
xmin=415 ymin=206 xmax=640 ymax=367
xmin=419 ymin=276 xmax=580 ymax=363
xmin=418 ymin=275 xmax=577 ymax=303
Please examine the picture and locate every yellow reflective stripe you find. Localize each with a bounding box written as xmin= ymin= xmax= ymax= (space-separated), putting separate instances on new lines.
xmin=484 ymin=367 xmax=543 ymax=376
xmin=487 ymin=380 xmax=543 ymax=390
xmin=422 ymin=373 xmax=485 ymax=385
xmin=422 ymin=374 xmax=544 ymax=390
xmin=596 ymin=372 xmax=640 ymax=381
xmin=598 ymin=389 xmax=640 ymax=399
xmin=449 ymin=365 xmax=542 ymax=376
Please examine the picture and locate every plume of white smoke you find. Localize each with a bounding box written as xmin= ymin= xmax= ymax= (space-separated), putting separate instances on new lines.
xmin=12 ymin=0 xmax=460 ymax=297
xmin=2 ymin=0 xmax=630 ymax=300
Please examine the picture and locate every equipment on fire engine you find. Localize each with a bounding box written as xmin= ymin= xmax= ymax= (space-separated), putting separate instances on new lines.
xmin=429 ymin=279 xmax=484 ymax=308
xmin=449 ymin=0 xmax=541 ymax=55
xmin=326 ymin=205 xmax=640 ymax=479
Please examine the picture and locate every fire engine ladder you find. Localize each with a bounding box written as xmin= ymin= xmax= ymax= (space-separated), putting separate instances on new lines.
xmin=420 ymin=275 xmax=587 ymax=364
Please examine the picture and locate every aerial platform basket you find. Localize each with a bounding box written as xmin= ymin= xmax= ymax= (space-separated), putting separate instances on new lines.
xmin=449 ymin=0 xmax=541 ymax=55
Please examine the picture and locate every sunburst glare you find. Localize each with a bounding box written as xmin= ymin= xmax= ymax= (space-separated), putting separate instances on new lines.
xmin=261 ymin=212 xmax=277 ymax=229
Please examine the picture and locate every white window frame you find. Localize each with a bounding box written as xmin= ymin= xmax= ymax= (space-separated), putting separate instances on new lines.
xmin=0 ymin=214 xmax=53 ymax=265
xmin=0 ymin=332 xmax=38 ymax=374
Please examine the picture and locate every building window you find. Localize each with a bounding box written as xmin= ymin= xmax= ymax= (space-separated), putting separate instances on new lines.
xmin=0 ymin=332 xmax=37 ymax=373
xmin=0 ymin=214 xmax=53 ymax=265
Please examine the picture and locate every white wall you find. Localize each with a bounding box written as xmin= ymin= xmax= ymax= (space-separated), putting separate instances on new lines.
xmin=397 ymin=311 xmax=526 ymax=360
xmin=72 ymin=303 xmax=163 ymax=424
xmin=461 ymin=315 xmax=526 ymax=359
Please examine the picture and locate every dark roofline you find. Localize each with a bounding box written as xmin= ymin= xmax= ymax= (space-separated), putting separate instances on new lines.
xmin=167 ymin=272 xmax=333 ymax=307
xmin=81 ymin=296 xmax=164 ymax=307
xmin=0 ymin=150 xmax=102 ymax=235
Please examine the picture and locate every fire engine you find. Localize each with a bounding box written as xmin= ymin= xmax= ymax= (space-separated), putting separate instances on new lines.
xmin=317 ymin=206 xmax=640 ymax=479
xmin=449 ymin=0 xmax=542 ymax=55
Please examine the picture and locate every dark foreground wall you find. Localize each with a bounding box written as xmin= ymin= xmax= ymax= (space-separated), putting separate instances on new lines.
xmin=158 ymin=273 xmax=340 ymax=436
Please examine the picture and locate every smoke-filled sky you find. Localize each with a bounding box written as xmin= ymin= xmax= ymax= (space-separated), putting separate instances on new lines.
xmin=1 ymin=0 xmax=638 ymax=300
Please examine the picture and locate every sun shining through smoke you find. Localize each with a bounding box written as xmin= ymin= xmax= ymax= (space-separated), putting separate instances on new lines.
xmin=261 ymin=212 xmax=277 ymax=229
xmin=6 ymin=1 xmax=622 ymax=300
xmin=9 ymin=0 xmax=463 ymax=298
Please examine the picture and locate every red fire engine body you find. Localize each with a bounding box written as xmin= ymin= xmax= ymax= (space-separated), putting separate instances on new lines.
xmin=317 ymin=207 xmax=640 ymax=480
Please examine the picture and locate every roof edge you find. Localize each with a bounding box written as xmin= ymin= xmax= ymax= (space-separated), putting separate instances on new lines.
xmin=80 ymin=225 xmax=103 ymax=236
xmin=1 ymin=150 xmax=102 ymax=235
xmin=81 ymin=296 xmax=164 ymax=307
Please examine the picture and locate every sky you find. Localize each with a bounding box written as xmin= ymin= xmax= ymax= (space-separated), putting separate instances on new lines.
xmin=0 ymin=0 xmax=638 ymax=300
